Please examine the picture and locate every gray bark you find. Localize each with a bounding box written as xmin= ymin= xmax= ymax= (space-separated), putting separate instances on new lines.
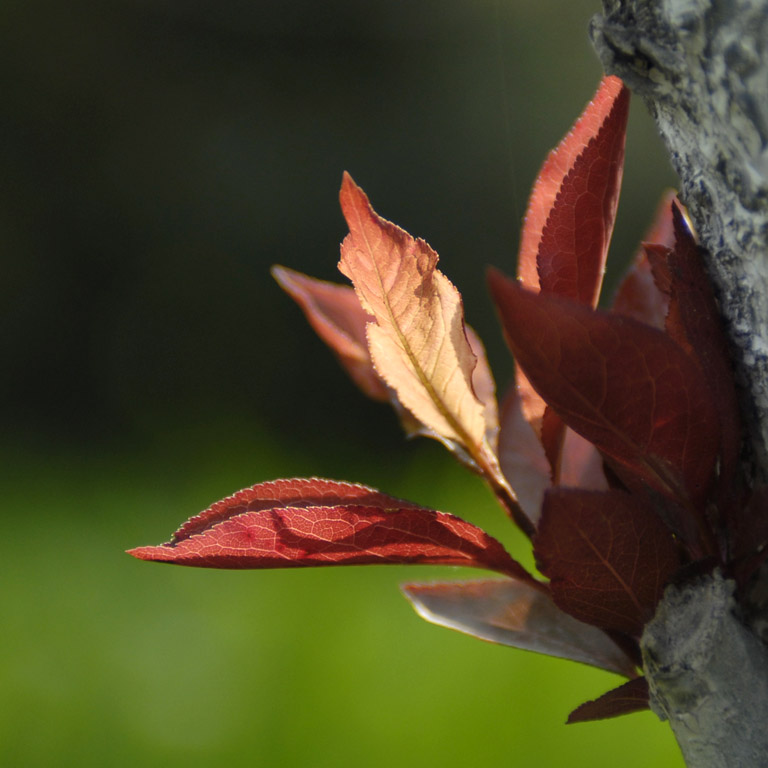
xmin=642 ymin=572 xmax=768 ymax=767
xmin=590 ymin=2 xmax=768 ymax=766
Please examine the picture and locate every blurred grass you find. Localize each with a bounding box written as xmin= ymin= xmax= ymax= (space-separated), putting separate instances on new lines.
xmin=0 ymin=428 xmax=683 ymax=767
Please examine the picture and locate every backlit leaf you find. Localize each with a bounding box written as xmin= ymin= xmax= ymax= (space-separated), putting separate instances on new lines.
xmin=515 ymin=76 xmax=629 ymax=473
xmin=337 ymin=173 xmax=493 ymax=467
xmin=128 ymin=478 xmax=534 ymax=581
xmin=517 ymin=75 xmax=629 ymax=303
xmin=534 ymin=488 xmax=681 ymax=637
xmin=402 ymin=578 xmax=637 ymax=677
xmin=170 ymin=477 xmax=421 ymax=541
xmin=534 ymin=78 xmax=629 ymax=305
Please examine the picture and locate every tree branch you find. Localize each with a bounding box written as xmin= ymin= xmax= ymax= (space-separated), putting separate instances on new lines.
xmin=590 ymin=3 xmax=768 ymax=765
xmin=642 ymin=572 xmax=768 ymax=768
xmin=591 ymin=0 xmax=768 ymax=480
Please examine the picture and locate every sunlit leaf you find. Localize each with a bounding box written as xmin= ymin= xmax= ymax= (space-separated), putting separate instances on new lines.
xmin=515 ymin=75 xmax=629 ymax=474
xmin=517 ymin=75 xmax=629 ymax=304
xmin=337 ymin=173 xmax=494 ymax=468
xmin=128 ymin=478 xmax=534 ymax=581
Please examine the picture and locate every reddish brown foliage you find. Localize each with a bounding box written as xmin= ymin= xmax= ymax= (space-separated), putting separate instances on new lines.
xmin=131 ymin=75 xmax=762 ymax=724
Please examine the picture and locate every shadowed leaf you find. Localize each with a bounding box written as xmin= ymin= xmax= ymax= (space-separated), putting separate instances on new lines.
xmin=567 ymin=677 xmax=650 ymax=723
xmin=559 ymin=428 xmax=608 ymax=491
xmin=534 ymin=488 xmax=681 ymax=637
xmin=611 ymin=190 xmax=677 ymax=327
xmin=497 ymin=387 xmax=550 ymax=523
xmin=402 ymin=578 xmax=637 ymax=677
xmin=488 ymin=270 xmax=720 ymax=506
xmin=663 ymin=205 xmax=741 ymax=499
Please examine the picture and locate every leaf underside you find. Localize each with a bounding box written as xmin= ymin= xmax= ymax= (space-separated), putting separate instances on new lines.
xmin=402 ymin=578 xmax=637 ymax=677
xmin=271 ymin=265 xmax=389 ymax=401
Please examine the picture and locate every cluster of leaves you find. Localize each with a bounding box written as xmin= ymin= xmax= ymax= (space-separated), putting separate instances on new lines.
xmin=130 ymin=76 xmax=767 ymax=722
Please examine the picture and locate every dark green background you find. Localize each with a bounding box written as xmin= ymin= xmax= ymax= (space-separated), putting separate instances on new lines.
xmin=2 ymin=1 xmax=684 ymax=765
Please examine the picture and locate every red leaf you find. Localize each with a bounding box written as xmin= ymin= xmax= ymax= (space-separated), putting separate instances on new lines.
xmin=170 ymin=478 xmax=421 ymax=541
xmin=128 ymin=478 xmax=535 ymax=581
xmin=567 ymin=677 xmax=650 ymax=724
xmin=271 ymin=266 xmax=389 ymax=402
xmin=402 ymin=579 xmax=638 ymax=677
xmin=515 ymin=76 xmax=629 ymax=466
xmin=534 ymin=488 xmax=681 ymax=637
xmin=663 ymin=205 xmax=742 ymax=497
xmin=517 ymin=75 xmax=629 ymax=305
xmin=534 ymin=80 xmax=629 ymax=305
xmin=611 ymin=248 xmax=669 ymax=329
xmin=489 ymin=269 xmax=721 ymax=506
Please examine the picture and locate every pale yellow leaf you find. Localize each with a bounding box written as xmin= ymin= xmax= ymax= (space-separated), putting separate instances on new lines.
xmin=337 ymin=172 xmax=489 ymax=457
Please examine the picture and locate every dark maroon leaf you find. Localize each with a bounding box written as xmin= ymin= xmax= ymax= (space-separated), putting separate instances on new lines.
xmin=534 ymin=488 xmax=681 ymax=636
xmin=663 ymin=205 xmax=742 ymax=498
xmin=567 ymin=677 xmax=650 ymax=723
xmin=488 ymin=269 xmax=721 ymax=507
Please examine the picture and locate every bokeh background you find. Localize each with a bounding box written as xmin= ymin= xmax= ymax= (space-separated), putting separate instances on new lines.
xmin=1 ymin=1 xmax=685 ymax=765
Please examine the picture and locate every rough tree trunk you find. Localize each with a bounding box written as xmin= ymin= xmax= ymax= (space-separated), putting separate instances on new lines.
xmin=590 ymin=2 xmax=768 ymax=766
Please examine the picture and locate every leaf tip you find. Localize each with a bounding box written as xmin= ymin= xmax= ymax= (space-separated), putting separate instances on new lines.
xmin=270 ymin=263 xmax=293 ymax=290
xmin=126 ymin=544 xmax=172 ymax=562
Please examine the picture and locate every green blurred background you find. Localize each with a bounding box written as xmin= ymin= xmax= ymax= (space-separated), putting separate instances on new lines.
xmin=1 ymin=0 xmax=684 ymax=765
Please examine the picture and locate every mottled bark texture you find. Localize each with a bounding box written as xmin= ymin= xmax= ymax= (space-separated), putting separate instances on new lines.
xmin=591 ymin=3 xmax=768 ymax=766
